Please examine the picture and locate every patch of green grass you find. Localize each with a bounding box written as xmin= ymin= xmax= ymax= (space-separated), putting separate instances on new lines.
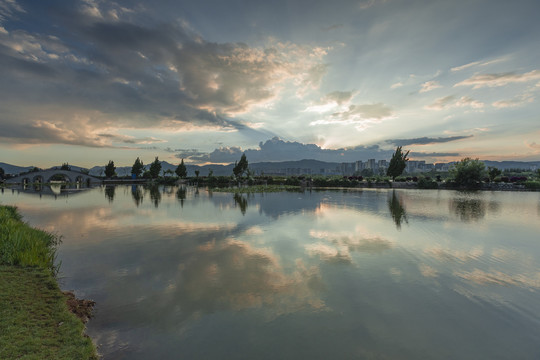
xmin=0 ymin=205 xmax=97 ymax=359
xmin=0 ymin=266 xmax=97 ymax=360
xmin=210 ymin=184 xmax=301 ymax=193
xmin=0 ymin=206 xmax=59 ymax=272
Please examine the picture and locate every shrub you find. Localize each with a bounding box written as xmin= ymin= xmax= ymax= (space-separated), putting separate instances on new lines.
xmin=417 ymin=177 xmax=438 ymax=189
xmin=524 ymin=181 xmax=540 ymax=190
xmin=450 ymin=158 xmax=486 ymax=188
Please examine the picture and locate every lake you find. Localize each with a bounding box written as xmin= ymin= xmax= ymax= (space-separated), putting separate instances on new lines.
xmin=1 ymin=185 xmax=540 ymax=359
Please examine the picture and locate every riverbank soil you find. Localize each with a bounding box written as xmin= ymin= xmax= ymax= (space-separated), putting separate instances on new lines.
xmin=0 ymin=266 xmax=97 ymax=360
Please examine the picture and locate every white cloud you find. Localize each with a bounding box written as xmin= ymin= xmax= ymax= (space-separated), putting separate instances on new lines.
xmin=451 ymin=57 xmax=507 ymax=72
xmin=426 ymin=95 xmax=484 ymax=111
xmin=455 ymin=70 xmax=540 ymax=89
xmin=420 ymin=80 xmax=442 ymax=93
xmin=425 ymin=95 xmax=455 ymax=110
xmin=455 ymin=96 xmax=484 ymax=109
xmin=492 ymin=94 xmax=534 ymax=108
xmin=390 ymin=82 xmax=403 ymax=89
xmin=310 ymin=103 xmax=394 ymax=131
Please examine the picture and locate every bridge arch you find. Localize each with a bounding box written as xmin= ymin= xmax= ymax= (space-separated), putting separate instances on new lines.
xmin=5 ymin=169 xmax=102 ymax=185
xmin=45 ymin=172 xmax=74 ymax=183
xmin=32 ymin=175 xmax=44 ymax=184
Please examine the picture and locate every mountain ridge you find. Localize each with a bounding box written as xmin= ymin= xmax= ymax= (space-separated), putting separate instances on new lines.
xmin=1 ymin=159 xmax=539 ymax=177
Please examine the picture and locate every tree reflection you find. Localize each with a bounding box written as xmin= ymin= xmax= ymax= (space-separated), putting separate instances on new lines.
xmin=450 ymin=197 xmax=486 ymax=222
xmin=388 ymin=190 xmax=408 ymax=229
xmin=105 ymin=185 xmax=115 ymax=203
xmin=146 ymin=184 xmax=161 ymax=208
xmin=234 ymin=193 xmax=248 ymax=215
xmin=176 ymin=186 xmax=187 ymax=207
xmin=131 ymin=185 xmax=143 ymax=207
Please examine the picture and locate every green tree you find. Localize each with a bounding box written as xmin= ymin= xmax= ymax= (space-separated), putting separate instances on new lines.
xmin=536 ymin=168 xmax=540 ymax=180
xmin=487 ymin=166 xmax=501 ymax=182
xmin=0 ymin=167 xmax=4 ymax=180
xmin=194 ymin=170 xmax=200 ymax=178
xmin=386 ymin=146 xmax=410 ymax=181
xmin=104 ymin=160 xmax=116 ymax=178
xmin=175 ymin=159 xmax=187 ymax=178
xmin=149 ymin=157 xmax=162 ymax=179
xmin=60 ymin=163 xmax=70 ymax=171
xmin=131 ymin=157 xmax=144 ymax=177
xmin=451 ymin=158 xmax=486 ymax=188
xmin=233 ymin=153 xmax=248 ymax=178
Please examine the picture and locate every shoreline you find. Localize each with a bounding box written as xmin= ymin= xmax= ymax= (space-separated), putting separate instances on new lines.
xmin=0 ymin=205 xmax=98 ymax=359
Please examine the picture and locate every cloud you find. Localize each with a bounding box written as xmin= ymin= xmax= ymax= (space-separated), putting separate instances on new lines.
xmin=454 ymin=70 xmax=540 ymax=89
xmin=387 ymin=135 xmax=473 ymax=147
xmin=0 ymin=1 xmax=329 ymax=147
xmin=492 ymin=94 xmax=534 ymax=108
xmin=322 ymin=90 xmax=354 ymax=105
xmin=310 ymin=103 xmax=394 ymax=131
xmin=455 ymin=96 xmax=484 ymax=109
xmin=322 ymin=24 xmax=343 ymax=31
xmin=390 ymin=82 xmax=403 ymax=89
xmin=358 ymin=0 xmax=388 ymax=10
xmin=425 ymin=95 xmax=455 ymax=110
xmin=410 ymin=151 xmax=461 ymax=157
xmin=426 ymin=96 xmax=484 ymax=110
xmin=96 ymin=133 xmax=166 ymax=145
xmin=176 ymin=137 xmax=395 ymax=164
xmin=0 ymin=0 xmax=25 ymax=22
xmin=419 ymin=80 xmax=441 ymax=93
xmin=450 ymin=57 xmax=507 ymax=72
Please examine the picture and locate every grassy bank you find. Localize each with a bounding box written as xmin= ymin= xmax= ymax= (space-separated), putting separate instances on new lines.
xmin=0 ymin=205 xmax=97 ymax=360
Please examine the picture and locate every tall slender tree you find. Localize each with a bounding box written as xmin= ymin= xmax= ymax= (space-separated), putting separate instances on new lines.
xmin=104 ymin=160 xmax=116 ymax=178
xmin=233 ymin=153 xmax=249 ymax=178
xmin=386 ymin=146 xmax=410 ymax=181
xmin=175 ymin=159 xmax=187 ymax=178
xmin=149 ymin=157 xmax=162 ymax=179
xmin=131 ymin=157 xmax=144 ymax=177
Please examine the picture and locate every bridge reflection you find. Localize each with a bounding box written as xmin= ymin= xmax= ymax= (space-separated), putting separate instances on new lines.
xmin=9 ymin=182 xmax=98 ymax=198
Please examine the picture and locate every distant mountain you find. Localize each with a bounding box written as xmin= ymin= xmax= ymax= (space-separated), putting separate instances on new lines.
xmin=482 ymin=160 xmax=540 ymax=170
xmin=0 ymin=162 xmax=34 ymax=175
xmin=1 ymin=159 xmax=539 ymax=178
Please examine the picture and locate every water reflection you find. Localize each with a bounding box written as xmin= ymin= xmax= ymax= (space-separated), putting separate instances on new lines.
xmin=176 ymin=186 xmax=186 ymax=207
xmin=233 ymin=193 xmax=248 ymax=215
xmin=105 ymin=185 xmax=115 ymax=203
xmin=388 ymin=190 xmax=408 ymax=229
xmin=450 ymin=194 xmax=486 ymax=222
xmin=131 ymin=185 xmax=143 ymax=207
xmin=146 ymin=184 xmax=161 ymax=207
xmin=2 ymin=186 xmax=540 ymax=360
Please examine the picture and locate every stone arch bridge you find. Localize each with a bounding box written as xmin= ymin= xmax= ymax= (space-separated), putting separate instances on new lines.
xmin=5 ymin=169 xmax=102 ymax=185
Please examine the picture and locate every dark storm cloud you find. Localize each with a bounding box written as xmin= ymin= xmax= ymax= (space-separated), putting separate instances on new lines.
xmin=177 ymin=137 xmax=394 ymax=163
xmin=386 ymin=135 xmax=473 ymax=147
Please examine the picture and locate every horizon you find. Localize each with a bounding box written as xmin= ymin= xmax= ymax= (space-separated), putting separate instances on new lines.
xmin=3 ymin=156 xmax=540 ymax=173
xmin=1 ymin=0 xmax=540 ymax=167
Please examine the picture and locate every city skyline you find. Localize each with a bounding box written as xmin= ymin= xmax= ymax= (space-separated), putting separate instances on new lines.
xmin=1 ymin=0 xmax=540 ymax=167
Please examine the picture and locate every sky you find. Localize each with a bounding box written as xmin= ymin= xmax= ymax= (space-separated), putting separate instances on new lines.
xmin=1 ymin=0 xmax=539 ymax=167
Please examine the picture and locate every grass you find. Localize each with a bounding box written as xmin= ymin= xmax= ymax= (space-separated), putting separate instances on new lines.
xmin=209 ymin=184 xmax=302 ymax=193
xmin=0 ymin=205 xmax=59 ymax=272
xmin=0 ymin=205 xmax=98 ymax=360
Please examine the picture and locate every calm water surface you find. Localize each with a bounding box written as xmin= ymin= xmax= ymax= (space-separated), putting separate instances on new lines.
xmin=2 ymin=185 xmax=540 ymax=359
